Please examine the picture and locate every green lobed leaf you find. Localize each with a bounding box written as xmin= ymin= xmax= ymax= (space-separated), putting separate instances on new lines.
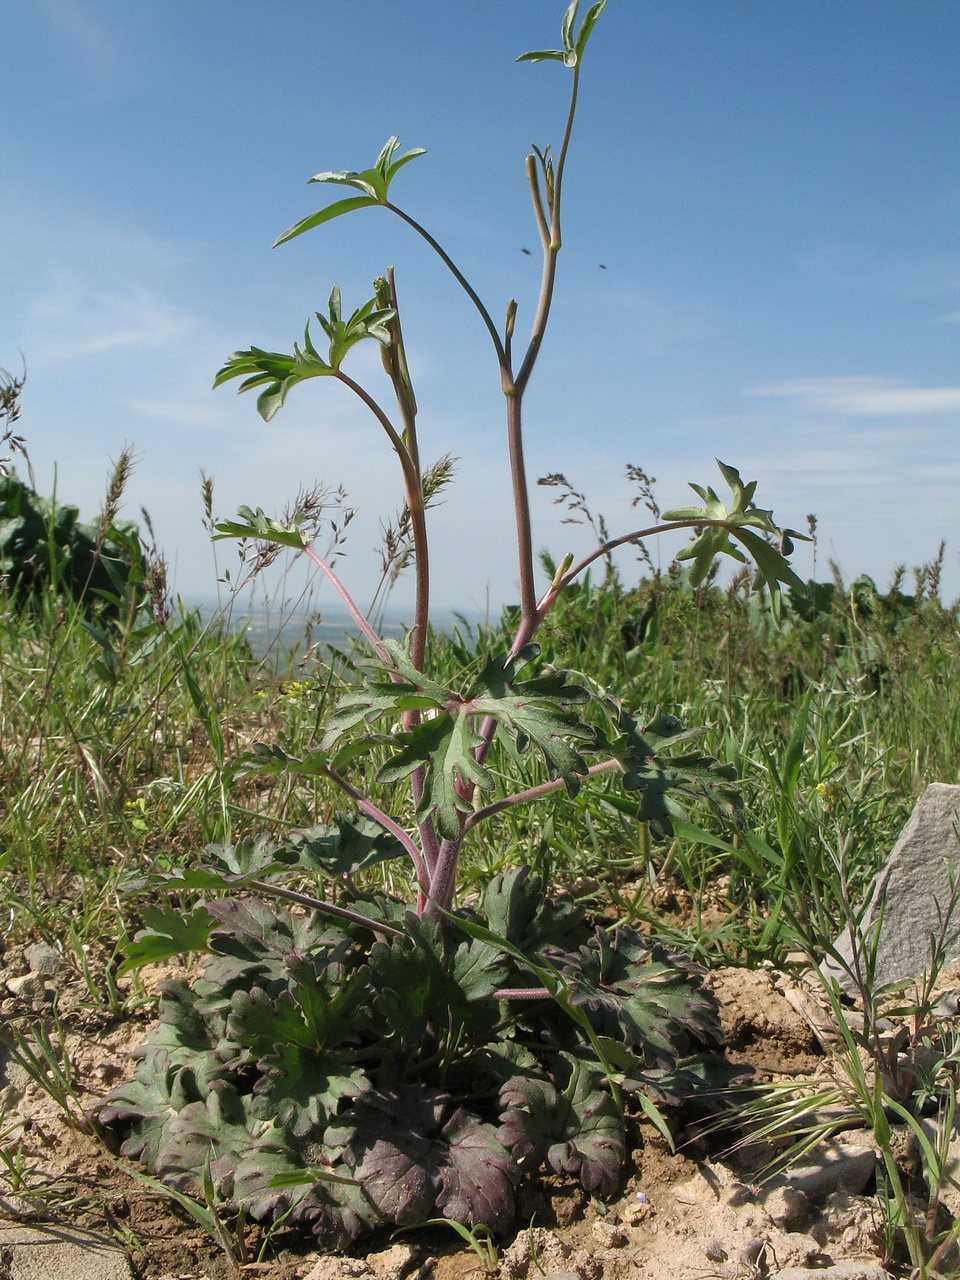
xmin=663 ymin=460 xmax=805 ymax=617
xmin=516 ymin=49 xmax=567 ymax=64
xmin=597 ymin=700 xmax=743 ymax=840
xmin=250 ymin=1041 xmax=369 ymax=1138
xmin=118 ymin=904 xmax=216 ymax=976
xmin=213 ymin=505 xmax=310 ymax=548
xmin=280 ymin=815 xmax=408 ymax=877
xmin=94 ymin=1046 xmax=200 ymax=1170
xmin=324 ymin=642 xmax=594 ymax=839
xmin=377 ymin=711 xmax=492 ymax=840
xmin=481 ymin=866 xmax=585 ymax=959
xmin=557 ymin=928 xmax=723 ymax=1071
xmin=436 ymin=1107 xmax=517 ymax=1231
xmin=270 ymin=138 xmax=426 ymax=248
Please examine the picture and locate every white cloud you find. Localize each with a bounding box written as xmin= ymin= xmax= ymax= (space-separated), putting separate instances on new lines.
xmin=30 ymin=280 xmax=195 ymax=362
xmin=121 ymin=396 xmax=227 ymax=428
xmin=936 ymin=310 xmax=960 ymax=324
xmin=747 ymin=376 xmax=960 ymax=417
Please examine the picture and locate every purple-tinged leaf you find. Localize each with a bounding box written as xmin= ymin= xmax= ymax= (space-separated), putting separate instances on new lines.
xmin=437 ymin=1108 xmax=517 ymax=1232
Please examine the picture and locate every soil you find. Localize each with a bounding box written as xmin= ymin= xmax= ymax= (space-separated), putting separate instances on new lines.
xmin=0 ymin=938 xmax=953 ymax=1280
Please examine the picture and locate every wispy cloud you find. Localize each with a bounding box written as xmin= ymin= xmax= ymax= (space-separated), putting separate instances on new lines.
xmin=31 ymin=279 xmax=194 ymax=362
xmin=936 ymin=310 xmax=960 ymax=324
xmin=747 ymin=376 xmax=960 ymax=417
xmin=0 ymin=207 xmax=201 ymax=367
xmin=800 ymin=243 xmax=960 ymax=300
xmin=121 ymin=396 xmax=227 ymax=429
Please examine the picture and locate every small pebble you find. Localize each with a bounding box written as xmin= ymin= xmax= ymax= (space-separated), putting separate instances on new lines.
xmin=591 ymin=1221 xmax=626 ymax=1248
xmin=6 ymin=973 xmax=44 ymax=1001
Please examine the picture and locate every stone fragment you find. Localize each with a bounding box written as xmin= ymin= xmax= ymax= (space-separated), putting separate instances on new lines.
xmin=5 ymin=973 xmax=44 ymax=1001
xmin=0 ymin=1223 xmax=134 ymax=1280
xmin=304 ymin=1258 xmax=373 ymax=1280
xmin=499 ymin=1228 xmax=599 ymax=1280
xmin=366 ymin=1243 xmax=418 ymax=1280
xmin=23 ymin=944 xmax=61 ymax=976
xmin=760 ymin=1183 xmax=812 ymax=1232
xmin=824 ymin=783 xmax=960 ymax=990
xmin=776 ymin=1142 xmax=876 ymax=1201
xmin=814 ymin=1191 xmax=886 ymax=1256
xmin=591 ymin=1220 xmax=626 ymax=1247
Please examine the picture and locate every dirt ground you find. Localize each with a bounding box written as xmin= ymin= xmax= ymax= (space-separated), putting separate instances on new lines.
xmin=0 ymin=938 xmax=950 ymax=1280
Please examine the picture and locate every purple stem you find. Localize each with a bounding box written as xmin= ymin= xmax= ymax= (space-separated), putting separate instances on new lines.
xmin=464 ymin=759 xmax=620 ymax=832
xmin=301 ymin=544 xmax=392 ymax=665
xmin=323 ymin=763 xmax=429 ymax=893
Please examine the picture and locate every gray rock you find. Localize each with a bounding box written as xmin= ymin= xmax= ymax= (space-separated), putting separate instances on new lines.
xmin=22 ymin=944 xmax=61 ymax=977
xmin=773 ymin=1269 xmax=888 ymax=1280
xmin=0 ymin=1223 xmax=133 ymax=1280
xmin=824 ymin=783 xmax=960 ymax=990
xmin=776 ymin=1142 xmax=876 ymax=1202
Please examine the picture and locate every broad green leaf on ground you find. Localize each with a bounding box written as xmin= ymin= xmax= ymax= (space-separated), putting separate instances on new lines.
xmin=118 ymin=904 xmax=216 ymax=975
xmin=329 ymin=1085 xmax=517 ymax=1231
xmin=250 ymin=1042 xmax=369 ymax=1137
xmin=436 ymin=1107 xmax=517 ymax=1230
xmin=94 ymin=1047 xmax=198 ymax=1170
xmin=364 ymin=914 xmax=501 ymax=1048
xmin=329 ymin=1086 xmax=443 ymax=1226
xmin=481 ymin=866 xmax=584 ymax=957
xmin=156 ymin=1086 xmax=257 ymax=1194
xmin=558 ymin=928 xmax=723 ymax=1070
xmin=235 ymin=1139 xmax=371 ymax=1250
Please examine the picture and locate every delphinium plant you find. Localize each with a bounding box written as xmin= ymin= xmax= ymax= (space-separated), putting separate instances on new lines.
xmin=98 ymin=0 xmax=804 ymax=1250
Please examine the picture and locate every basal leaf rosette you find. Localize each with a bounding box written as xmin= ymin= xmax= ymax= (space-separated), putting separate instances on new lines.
xmin=98 ymin=870 xmax=736 ymax=1244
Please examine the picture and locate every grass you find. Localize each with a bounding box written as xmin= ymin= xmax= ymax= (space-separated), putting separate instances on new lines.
xmin=1 ymin=531 xmax=957 ymax=969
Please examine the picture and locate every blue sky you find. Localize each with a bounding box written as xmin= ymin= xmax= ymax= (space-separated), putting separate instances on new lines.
xmin=3 ymin=0 xmax=960 ymax=613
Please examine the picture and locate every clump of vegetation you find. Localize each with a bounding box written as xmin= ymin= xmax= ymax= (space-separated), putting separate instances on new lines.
xmin=0 ymin=469 xmax=139 ymax=611
xmin=0 ymin=368 xmax=142 ymax=614
xmin=96 ymin=0 xmax=803 ymax=1241
xmin=101 ymin=857 xmax=732 ymax=1246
